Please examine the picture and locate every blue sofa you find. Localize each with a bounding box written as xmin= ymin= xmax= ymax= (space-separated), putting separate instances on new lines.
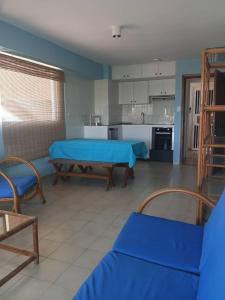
xmin=73 ymin=187 xmax=225 ymax=300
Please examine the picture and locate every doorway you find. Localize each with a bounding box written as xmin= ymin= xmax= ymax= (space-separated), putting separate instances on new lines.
xmin=182 ymin=77 xmax=214 ymax=165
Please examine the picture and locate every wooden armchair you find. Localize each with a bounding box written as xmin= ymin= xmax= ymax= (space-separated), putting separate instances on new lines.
xmin=0 ymin=156 xmax=46 ymax=213
xmin=138 ymin=187 xmax=215 ymax=225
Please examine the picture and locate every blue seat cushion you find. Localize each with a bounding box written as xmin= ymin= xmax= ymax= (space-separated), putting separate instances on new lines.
xmin=113 ymin=212 xmax=203 ymax=274
xmin=0 ymin=175 xmax=36 ymax=198
xmin=73 ymin=251 xmax=199 ymax=300
xmin=197 ymin=188 xmax=225 ymax=300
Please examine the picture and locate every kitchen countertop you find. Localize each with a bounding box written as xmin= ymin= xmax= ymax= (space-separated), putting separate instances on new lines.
xmin=84 ymin=124 xmax=174 ymax=126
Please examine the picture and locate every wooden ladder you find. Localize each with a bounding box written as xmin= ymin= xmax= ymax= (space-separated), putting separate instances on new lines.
xmin=197 ymin=48 xmax=225 ymax=201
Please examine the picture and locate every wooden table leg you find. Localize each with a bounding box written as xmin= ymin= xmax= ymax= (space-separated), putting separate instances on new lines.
xmin=52 ymin=163 xmax=63 ymax=185
xmin=106 ymin=167 xmax=113 ymax=191
xmin=64 ymin=164 xmax=74 ymax=181
xmin=129 ymin=167 xmax=135 ymax=179
xmin=78 ymin=165 xmax=88 ymax=173
xmin=32 ymin=218 xmax=39 ymax=264
xmin=123 ymin=166 xmax=129 ymax=187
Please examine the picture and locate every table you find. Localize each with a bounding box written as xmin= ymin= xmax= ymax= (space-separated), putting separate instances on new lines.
xmin=0 ymin=210 xmax=39 ymax=287
xmin=49 ymin=139 xmax=148 ymax=189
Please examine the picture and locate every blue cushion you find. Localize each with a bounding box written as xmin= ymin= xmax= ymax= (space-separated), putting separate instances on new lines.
xmin=197 ymin=188 xmax=225 ymax=300
xmin=113 ymin=212 xmax=203 ymax=274
xmin=0 ymin=175 xmax=36 ymax=198
xmin=73 ymin=251 xmax=199 ymax=300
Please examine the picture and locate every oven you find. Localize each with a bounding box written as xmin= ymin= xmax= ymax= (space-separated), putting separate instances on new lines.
xmin=150 ymin=127 xmax=173 ymax=162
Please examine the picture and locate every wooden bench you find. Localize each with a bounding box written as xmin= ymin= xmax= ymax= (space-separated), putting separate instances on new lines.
xmin=49 ymin=159 xmax=134 ymax=190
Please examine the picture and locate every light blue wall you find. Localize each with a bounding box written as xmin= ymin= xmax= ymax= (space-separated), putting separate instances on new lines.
xmin=173 ymin=59 xmax=201 ymax=164
xmin=0 ymin=20 xmax=107 ymax=176
xmin=102 ymin=64 xmax=112 ymax=79
xmin=0 ymin=20 xmax=104 ymax=79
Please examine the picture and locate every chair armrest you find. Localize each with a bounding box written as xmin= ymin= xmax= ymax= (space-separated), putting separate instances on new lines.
xmin=0 ymin=156 xmax=42 ymax=187
xmin=138 ymin=187 xmax=215 ymax=224
xmin=0 ymin=170 xmax=18 ymax=198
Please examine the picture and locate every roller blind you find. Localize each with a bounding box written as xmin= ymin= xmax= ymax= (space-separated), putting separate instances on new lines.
xmin=0 ymin=53 xmax=65 ymax=160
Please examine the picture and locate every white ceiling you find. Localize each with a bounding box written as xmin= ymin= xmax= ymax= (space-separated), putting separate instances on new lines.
xmin=0 ymin=0 xmax=225 ymax=65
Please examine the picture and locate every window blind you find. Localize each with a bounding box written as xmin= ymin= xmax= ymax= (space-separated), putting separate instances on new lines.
xmin=0 ymin=53 xmax=65 ymax=160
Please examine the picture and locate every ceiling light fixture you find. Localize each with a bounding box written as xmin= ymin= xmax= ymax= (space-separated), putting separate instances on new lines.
xmin=112 ymin=25 xmax=121 ymax=38
xmin=152 ymin=58 xmax=161 ymax=62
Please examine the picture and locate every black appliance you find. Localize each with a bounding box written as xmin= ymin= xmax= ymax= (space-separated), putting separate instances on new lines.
xmin=213 ymin=70 xmax=225 ymax=174
xmin=150 ymin=127 xmax=173 ymax=162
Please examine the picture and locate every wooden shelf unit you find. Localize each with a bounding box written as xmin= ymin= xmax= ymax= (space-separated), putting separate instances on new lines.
xmin=197 ymin=47 xmax=225 ymax=194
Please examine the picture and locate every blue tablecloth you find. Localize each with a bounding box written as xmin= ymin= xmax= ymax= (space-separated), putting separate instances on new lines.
xmin=49 ymin=139 xmax=148 ymax=168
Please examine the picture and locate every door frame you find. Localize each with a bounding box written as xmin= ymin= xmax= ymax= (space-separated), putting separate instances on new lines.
xmin=181 ymin=74 xmax=200 ymax=164
xmin=181 ymin=73 xmax=215 ymax=164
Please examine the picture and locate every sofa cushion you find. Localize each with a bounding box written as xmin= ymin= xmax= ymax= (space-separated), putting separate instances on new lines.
xmin=113 ymin=212 xmax=203 ymax=274
xmin=0 ymin=175 xmax=36 ymax=198
xmin=73 ymin=251 xmax=199 ymax=300
xmin=197 ymin=188 xmax=225 ymax=300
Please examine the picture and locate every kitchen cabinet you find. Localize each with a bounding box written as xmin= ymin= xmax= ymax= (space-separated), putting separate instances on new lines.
xmin=119 ymin=82 xmax=133 ymax=104
xmin=113 ymin=61 xmax=175 ymax=80
xmin=133 ymin=81 xmax=149 ymax=104
xmin=119 ymin=81 xmax=149 ymax=104
xmin=112 ymin=64 xmax=142 ymax=80
xmin=149 ymin=78 xmax=175 ymax=96
xmin=142 ymin=61 xmax=176 ymax=78
xmin=122 ymin=125 xmax=151 ymax=157
xmin=84 ymin=126 xmax=108 ymax=139
xmin=162 ymin=78 xmax=176 ymax=95
xmin=142 ymin=62 xmax=158 ymax=78
xmin=158 ymin=61 xmax=176 ymax=77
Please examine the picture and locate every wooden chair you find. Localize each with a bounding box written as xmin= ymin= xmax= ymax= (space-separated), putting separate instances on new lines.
xmin=0 ymin=156 xmax=46 ymax=213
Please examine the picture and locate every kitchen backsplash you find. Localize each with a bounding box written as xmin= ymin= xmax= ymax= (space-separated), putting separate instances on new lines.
xmin=122 ymin=99 xmax=175 ymax=124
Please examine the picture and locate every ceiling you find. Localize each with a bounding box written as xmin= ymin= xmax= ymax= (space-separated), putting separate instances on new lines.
xmin=0 ymin=0 xmax=225 ymax=65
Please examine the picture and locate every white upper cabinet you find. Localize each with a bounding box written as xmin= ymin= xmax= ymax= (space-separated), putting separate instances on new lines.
xmin=119 ymin=81 xmax=149 ymax=104
xmin=149 ymin=80 xmax=163 ymax=96
xmin=149 ymin=78 xmax=175 ymax=96
xmin=162 ymin=78 xmax=176 ymax=95
xmin=119 ymin=82 xmax=133 ymax=104
xmin=142 ymin=62 xmax=159 ymax=78
xmin=112 ymin=64 xmax=142 ymax=80
xmin=133 ymin=81 xmax=149 ymax=104
xmin=113 ymin=61 xmax=175 ymax=80
xmin=158 ymin=61 xmax=176 ymax=77
xmin=142 ymin=61 xmax=176 ymax=78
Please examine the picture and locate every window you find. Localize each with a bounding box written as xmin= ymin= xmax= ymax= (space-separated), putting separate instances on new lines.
xmin=0 ymin=53 xmax=65 ymax=160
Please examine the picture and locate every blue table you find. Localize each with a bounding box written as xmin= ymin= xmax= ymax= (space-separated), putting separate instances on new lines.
xmin=49 ymin=139 xmax=148 ymax=189
xmin=49 ymin=139 xmax=148 ymax=168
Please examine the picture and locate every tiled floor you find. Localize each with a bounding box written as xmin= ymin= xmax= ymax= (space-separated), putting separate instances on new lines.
xmin=0 ymin=161 xmax=220 ymax=299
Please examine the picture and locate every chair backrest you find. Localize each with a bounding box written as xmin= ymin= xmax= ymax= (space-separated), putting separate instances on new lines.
xmin=197 ymin=188 xmax=225 ymax=300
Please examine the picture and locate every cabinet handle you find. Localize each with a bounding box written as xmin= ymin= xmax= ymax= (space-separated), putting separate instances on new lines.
xmin=127 ymin=75 xmax=130 ymax=78
xmin=159 ymin=72 xmax=162 ymax=75
xmin=155 ymin=73 xmax=157 ymax=75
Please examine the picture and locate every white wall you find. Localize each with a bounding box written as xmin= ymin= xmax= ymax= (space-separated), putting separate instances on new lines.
xmin=109 ymin=80 xmax=122 ymax=124
xmin=94 ymin=79 xmax=122 ymax=125
xmin=94 ymin=79 xmax=109 ymax=125
xmin=65 ymin=71 xmax=94 ymax=138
